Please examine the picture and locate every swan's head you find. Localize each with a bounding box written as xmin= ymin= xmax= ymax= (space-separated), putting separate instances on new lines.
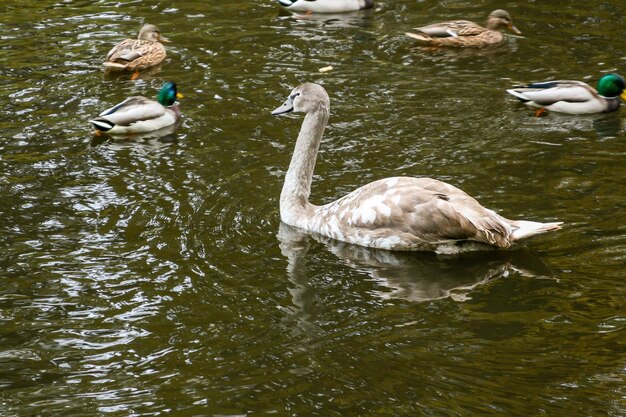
xmin=272 ymin=83 xmax=330 ymax=116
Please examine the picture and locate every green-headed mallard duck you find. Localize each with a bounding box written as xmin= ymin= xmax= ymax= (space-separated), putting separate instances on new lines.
xmin=90 ymin=82 xmax=183 ymax=134
xmin=277 ymin=0 xmax=373 ymax=13
xmin=507 ymin=74 xmax=626 ymax=115
xmin=104 ymin=24 xmax=169 ymax=71
xmin=406 ymin=10 xmax=521 ymax=47
xmin=271 ymin=83 xmax=561 ymax=252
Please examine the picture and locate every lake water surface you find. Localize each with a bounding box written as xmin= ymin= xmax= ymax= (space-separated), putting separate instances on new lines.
xmin=1 ymin=0 xmax=625 ymax=415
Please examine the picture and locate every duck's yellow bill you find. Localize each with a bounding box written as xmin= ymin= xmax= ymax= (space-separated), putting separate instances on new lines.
xmin=621 ymin=91 xmax=626 ymax=101
xmin=509 ymin=24 xmax=522 ymax=35
xmin=176 ymin=92 xmax=184 ymax=99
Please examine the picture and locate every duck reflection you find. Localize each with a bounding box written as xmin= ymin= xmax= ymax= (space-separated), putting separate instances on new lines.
xmin=591 ymin=113 xmax=621 ymax=138
xmin=516 ymin=111 xmax=622 ymax=139
xmin=103 ymin=65 xmax=163 ymax=81
xmin=281 ymin=9 xmax=374 ymax=27
xmin=278 ymin=222 xmax=553 ymax=304
xmin=90 ymin=122 xmax=180 ymax=147
xmin=410 ymin=40 xmax=515 ymax=60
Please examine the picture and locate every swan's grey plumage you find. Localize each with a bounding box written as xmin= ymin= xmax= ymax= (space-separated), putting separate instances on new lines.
xmin=272 ymin=83 xmax=561 ymax=252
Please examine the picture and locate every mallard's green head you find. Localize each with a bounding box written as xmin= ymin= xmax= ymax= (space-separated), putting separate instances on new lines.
xmin=596 ymin=74 xmax=626 ymax=99
xmin=156 ymin=81 xmax=183 ymax=106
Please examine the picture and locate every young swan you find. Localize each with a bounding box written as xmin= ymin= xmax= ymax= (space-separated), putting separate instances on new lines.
xmin=272 ymin=83 xmax=561 ymax=252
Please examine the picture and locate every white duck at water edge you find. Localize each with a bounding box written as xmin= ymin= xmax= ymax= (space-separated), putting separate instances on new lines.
xmin=277 ymin=0 xmax=373 ymax=13
xmin=271 ymin=83 xmax=562 ymax=252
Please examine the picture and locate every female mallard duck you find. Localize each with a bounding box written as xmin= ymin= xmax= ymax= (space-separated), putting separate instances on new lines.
xmin=405 ymin=9 xmax=521 ymax=47
xmin=277 ymin=0 xmax=373 ymax=13
xmin=272 ymin=83 xmax=561 ymax=252
xmin=104 ymin=24 xmax=169 ymax=71
xmin=90 ymin=82 xmax=183 ymax=134
xmin=507 ymin=74 xmax=626 ymax=115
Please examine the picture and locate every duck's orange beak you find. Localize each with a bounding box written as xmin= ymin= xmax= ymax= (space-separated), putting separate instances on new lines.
xmin=509 ymin=24 xmax=522 ymax=35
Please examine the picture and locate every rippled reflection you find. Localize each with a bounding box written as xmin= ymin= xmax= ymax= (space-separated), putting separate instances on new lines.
xmin=277 ymin=223 xmax=554 ymax=303
xmin=2 ymin=0 xmax=626 ymax=415
xmin=507 ymin=110 xmax=624 ymax=140
xmin=408 ymin=38 xmax=517 ymax=59
xmin=280 ymin=8 xmax=375 ymax=27
xmin=89 ymin=122 xmax=181 ymax=147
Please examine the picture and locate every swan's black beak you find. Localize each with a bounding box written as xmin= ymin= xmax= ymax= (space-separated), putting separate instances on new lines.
xmin=272 ymin=95 xmax=294 ymax=115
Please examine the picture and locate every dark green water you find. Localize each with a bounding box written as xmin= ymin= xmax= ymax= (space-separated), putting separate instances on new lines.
xmin=1 ymin=1 xmax=625 ymax=415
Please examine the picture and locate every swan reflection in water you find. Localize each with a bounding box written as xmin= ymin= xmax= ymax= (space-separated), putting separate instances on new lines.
xmin=278 ymin=222 xmax=553 ymax=306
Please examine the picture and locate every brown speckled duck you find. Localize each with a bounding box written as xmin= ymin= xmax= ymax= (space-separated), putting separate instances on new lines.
xmin=104 ymin=24 xmax=168 ymax=71
xmin=406 ymin=10 xmax=521 ymax=48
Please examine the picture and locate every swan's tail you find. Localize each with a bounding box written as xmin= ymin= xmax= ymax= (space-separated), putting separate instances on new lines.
xmin=511 ymin=220 xmax=562 ymax=241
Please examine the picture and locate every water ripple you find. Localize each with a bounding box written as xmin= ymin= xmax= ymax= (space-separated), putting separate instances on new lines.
xmin=1 ymin=1 xmax=626 ymax=416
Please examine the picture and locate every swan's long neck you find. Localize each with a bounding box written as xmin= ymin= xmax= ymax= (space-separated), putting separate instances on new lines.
xmin=280 ymin=104 xmax=329 ymax=225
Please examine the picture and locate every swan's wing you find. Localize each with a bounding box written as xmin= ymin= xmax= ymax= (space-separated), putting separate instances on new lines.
xmin=507 ymin=80 xmax=597 ymax=105
xmin=317 ymin=177 xmax=513 ymax=247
